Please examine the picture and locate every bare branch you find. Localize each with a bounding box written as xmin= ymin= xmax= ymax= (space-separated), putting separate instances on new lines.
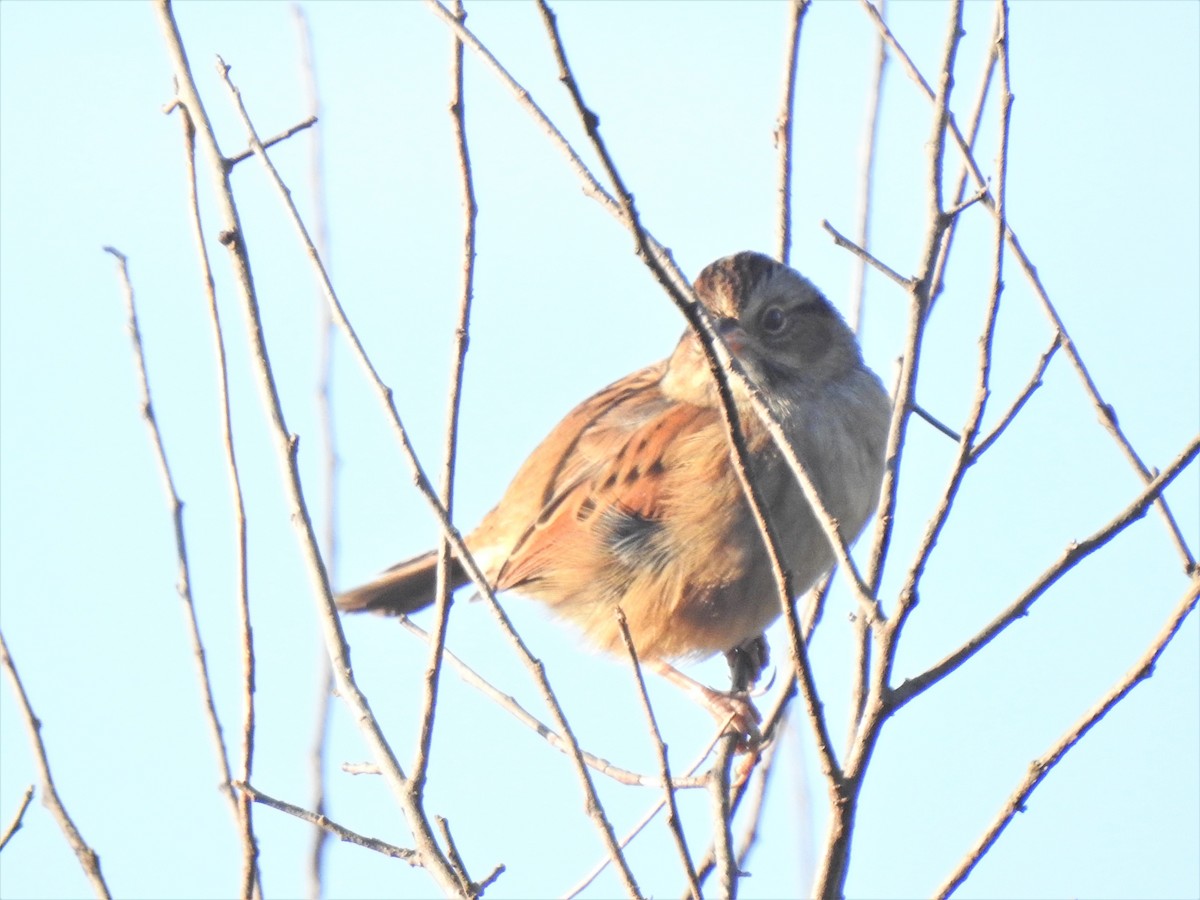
xmin=0 ymin=631 xmax=111 ymax=898
xmin=894 ymin=434 xmax=1200 ymax=709
xmin=289 ymin=7 xmax=336 ymax=895
xmin=847 ymin=0 xmax=889 ymax=334
xmin=106 ymin=244 xmax=259 ymax=894
xmin=972 ymin=332 xmax=1061 ymax=459
xmin=822 ymin=218 xmax=912 ymax=289
xmin=774 ymin=0 xmax=811 ymax=265
xmin=237 ymin=782 xmax=418 ymax=863
xmin=935 ymin=575 xmax=1200 ymax=898
xmin=0 ymin=785 xmax=35 ymax=852
xmin=413 ymin=0 xmax=478 ymax=801
xmin=564 ymin=733 xmax=726 ymax=899
xmin=616 ymin=610 xmax=701 ymax=900
xmin=166 ymin=86 xmax=264 ymax=900
xmin=398 ymin=618 xmax=705 ymax=789
xmin=225 ymin=114 xmax=317 ymax=166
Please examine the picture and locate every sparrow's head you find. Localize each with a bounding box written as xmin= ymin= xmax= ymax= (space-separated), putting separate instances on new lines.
xmin=692 ymin=251 xmax=862 ymax=387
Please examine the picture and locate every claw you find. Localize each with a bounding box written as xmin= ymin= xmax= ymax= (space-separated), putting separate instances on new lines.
xmin=648 ymin=659 xmax=763 ymax=752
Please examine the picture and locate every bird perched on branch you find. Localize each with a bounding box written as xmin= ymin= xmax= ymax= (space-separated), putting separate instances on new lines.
xmin=339 ymin=251 xmax=890 ymax=742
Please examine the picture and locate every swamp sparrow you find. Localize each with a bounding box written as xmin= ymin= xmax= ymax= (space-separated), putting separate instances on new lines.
xmin=339 ymin=251 xmax=891 ymax=738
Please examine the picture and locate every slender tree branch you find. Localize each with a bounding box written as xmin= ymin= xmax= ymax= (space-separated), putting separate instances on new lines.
xmin=106 ymin=244 xmax=260 ymax=896
xmin=168 ymin=87 xmax=263 ymax=900
xmin=564 ymin=732 xmax=727 ymax=899
xmin=616 ymin=610 xmax=701 ymax=900
xmin=0 ymin=631 xmax=111 ymax=898
xmin=0 ymin=785 xmax=35 ymax=852
xmin=971 ymin=333 xmax=1061 ymax=460
xmin=895 ymin=434 xmax=1200 ymax=709
xmin=237 ymin=782 xmax=419 ymax=863
xmin=847 ymin=0 xmax=888 ymax=334
xmin=225 ymin=114 xmax=317 ymax=166
xmin=823 ymin=218 xmax=912 ymax=289
xmin=774 ymin=0 xmax=811 ymax=265
xmin=398 ymin=619 xmax=706 ymax=789
xmin=413 ymin=0 xmax=478 ymax=801
xmin=535 ymin=0 xmax=855 ymax=795
xmin=290 ymin=7 xmax=337 ymax=896
xmin=935 ymin=575 xmax=1200 ymax=898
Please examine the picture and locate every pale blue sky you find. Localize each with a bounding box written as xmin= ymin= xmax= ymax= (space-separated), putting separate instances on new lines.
xmin=1 ymin=2 xmax=1197 ymax=899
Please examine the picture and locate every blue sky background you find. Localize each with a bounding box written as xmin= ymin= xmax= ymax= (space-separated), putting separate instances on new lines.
xmin=1 ymin=2 xmax=1197 ymax=898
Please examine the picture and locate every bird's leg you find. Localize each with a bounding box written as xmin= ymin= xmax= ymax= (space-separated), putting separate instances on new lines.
xmin=648 ymin=659 xmax=762 ymax=750
xmin=725 ymin=633 xmax=770 ymax=686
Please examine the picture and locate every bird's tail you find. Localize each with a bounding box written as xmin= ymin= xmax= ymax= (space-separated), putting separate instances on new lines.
xmin=336 ymin=550 xmax=470 ymax=616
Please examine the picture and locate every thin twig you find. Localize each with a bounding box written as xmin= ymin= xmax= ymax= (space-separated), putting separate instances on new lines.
xmin=422 ymin=0 xmax=693 ymax=299
xmin=237 ymin=782 xmax=418 ymax=863
xmin=935 ymin=575 xmax=1200 ymax=898
xmin=0 ymin=785 xmax=35 ymax=852
xmin=693 ymin=670 xmax=801 ymax=887
xmin=925 ymin=3 xmax=1000 ymax=314
xmin=225 ymin=114 xmax=317 ymax=166
xmin=910 ymin=403 xmax=961 ymax=442
xmin=734 ymin=734 xmax=784 ymax=876
xmin=436 ymin=816 xmax=472 ymax=889
xmin=290 ymin=7 xmax=336 ymax=895
xmin=971 ymin=332 xmax=1061 ymax=459
xmin=0 ymin=631 xmax=111 ymax=898
xmin=398 ymin=618 xmax=706 ymax=789
xmin=822 ymin=219 xmax=911 ymax=290
xmin=106 ymin=245 xmax=259 ymax=894
xmin=164 ymin=78 xmax=265 ymax=896
xmin=893 ymin=435 xmax=1199 ymax=709
xmin=848 ymin=0 xmax=888 ymax=334
xmin=563 ymin=731 xmax=727 ymax=899
xmin=774 ymin=0 xmax=811 ymax=265
xmin=615 ymin=610 xmax=701 ymax=900
xmin=413 ymin=0 xmax=478 ymax=800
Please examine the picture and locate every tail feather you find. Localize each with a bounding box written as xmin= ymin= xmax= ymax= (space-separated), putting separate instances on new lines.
xmin=336 ymin=550 xmax=470 ymax=616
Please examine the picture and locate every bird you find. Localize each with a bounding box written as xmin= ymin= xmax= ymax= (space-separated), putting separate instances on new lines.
xmin=338 ymin=251 xmax=891 ymax=740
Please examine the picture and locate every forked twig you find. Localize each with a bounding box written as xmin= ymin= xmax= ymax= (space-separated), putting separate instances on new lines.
xmin=935 ymin=575 xmax=1200 ymax=898
xmin=893 ymin=434 xmax=1200 ymax=709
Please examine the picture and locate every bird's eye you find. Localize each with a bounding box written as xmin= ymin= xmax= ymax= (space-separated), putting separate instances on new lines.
xmin=760 ymin=306 xmax=787 ymax=334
